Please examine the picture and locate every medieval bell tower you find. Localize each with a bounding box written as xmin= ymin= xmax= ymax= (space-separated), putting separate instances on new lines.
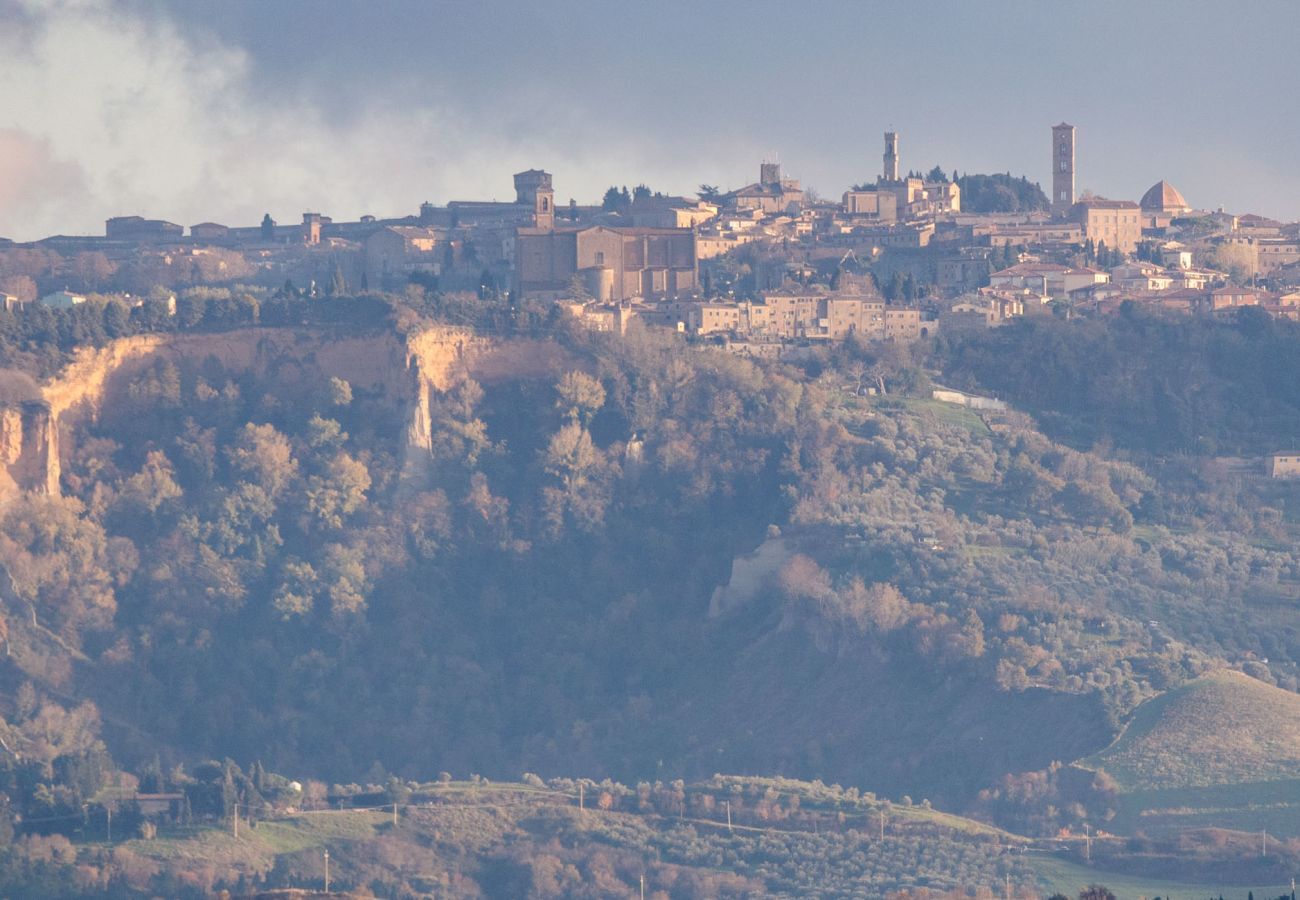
xmin=1051 ymin=123 xmax=1075 ymax=217
xmin=513 ymin=169 xmax=554 ymax=231
xmin=883 ymin=131 xmax=899 ymax=182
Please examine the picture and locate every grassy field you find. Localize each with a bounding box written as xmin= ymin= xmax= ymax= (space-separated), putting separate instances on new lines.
xmin=122 ymin=808 xmax=390 ymax=873
xmin=1031 ymin=856 xmax=1292 ymax=898
xmin=1103 ymin=778 xmax=1300 ymax=838
xmin=1085 ymin=670 xmax=1300 ymax=790
xmin=899 ymin=396 xmax=993 ymax=433
xmin=1079 ymin=669 xmax=1300 ymax=837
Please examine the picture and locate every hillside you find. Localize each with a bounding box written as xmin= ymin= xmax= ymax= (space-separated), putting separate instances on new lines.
xmin=0 ymin=776 xmax=1041 ymax=897
xmin=1082 ymin=670 xmax=1300 ymax=837
xmin=0 ymin=292 xmax=1299 ymax=887
xmin=1088 ymin=669 xmax=1300 ymax=790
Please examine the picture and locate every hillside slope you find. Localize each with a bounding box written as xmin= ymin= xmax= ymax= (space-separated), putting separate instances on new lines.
xmin=1089 ymin=669 xmax=1300 ymax=790
xmin=1084 ymin=669 xmax=1300 ymax=836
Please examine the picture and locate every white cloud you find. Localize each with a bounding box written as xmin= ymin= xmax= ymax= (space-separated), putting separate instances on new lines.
xmin=0 ymin=3 xmax=734 ymax=241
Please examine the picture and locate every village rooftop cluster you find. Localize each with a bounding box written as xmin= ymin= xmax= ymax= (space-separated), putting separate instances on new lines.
xmin=2 ymin=123 xmax=1298 ymax=352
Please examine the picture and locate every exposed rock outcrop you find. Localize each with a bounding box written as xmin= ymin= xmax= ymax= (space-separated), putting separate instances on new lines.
xmin=0 ymin=324 xmax=580 ymax=499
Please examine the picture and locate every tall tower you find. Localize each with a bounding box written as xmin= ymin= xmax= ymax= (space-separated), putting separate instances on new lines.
xmin=514 ymin=169 xmax=554 ymax=231
xmin=1051 ymin=123 xmax=1075 ymax=217
xmin=883 ymin=131 xmax=899 ymax=182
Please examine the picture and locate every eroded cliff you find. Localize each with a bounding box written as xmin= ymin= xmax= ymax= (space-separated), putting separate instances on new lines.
xmin=0 ymin=324 xmax=578 ymax=498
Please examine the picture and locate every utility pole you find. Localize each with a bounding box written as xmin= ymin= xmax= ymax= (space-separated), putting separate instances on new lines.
xmin=1084 ymin=823 xmax=1091 ymax=863
xmin=640 ymin=873 xmax=645 ymax=900
xmin=323 ymin=848 xmax=330 ymax=893
xmin=106 ymin=806 xmax=112 ymax=843
xmin=1005 ymin=871 xmax=1011 ymax=900
xmin=726 ymin=800 xmax=732 ymax=834
xmin=392 ymin=801 xmax=398 ymax=827
xmin=1261 ymin=828 xmax=1267 ymax=857
xmin=579 ymin=783 xmax=584 ymax=811
xmin=232 ymin=802 xmax=238 ymax=839
xmin=879 ymin=810 xmax=885 ymax=841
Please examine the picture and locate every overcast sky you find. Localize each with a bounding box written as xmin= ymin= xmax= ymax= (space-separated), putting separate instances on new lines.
xmin=0 ymin=0 xmax=1297 ymax=241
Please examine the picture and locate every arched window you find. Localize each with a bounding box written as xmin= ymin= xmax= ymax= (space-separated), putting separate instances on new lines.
xmin=541 ymin=197 xmax=549 ymax=212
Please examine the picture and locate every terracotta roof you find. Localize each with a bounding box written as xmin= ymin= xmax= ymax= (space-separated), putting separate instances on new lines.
xmin=1072 ymin=199 xmax=1139 ymax=210
xmin=1140 ymin=181 xmax=1189 ymax=211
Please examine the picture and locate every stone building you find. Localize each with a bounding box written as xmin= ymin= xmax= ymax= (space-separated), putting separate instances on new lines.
xmin=515 ymin=225 xmax=698 ymax=301
xmin=724 ymin=162 xmax=805 ymax=215
xmin=1069 ymin=199 xmax=1142 ymax=254
xmin=1267 ymin=452 xmax=1300 ymax=478
xmin=106 ymin=216 xmax=183 ymax=243
xmin=842 ymin=189 xmax=899 ymax=222
xmin=365 ymin=226 xmax=446 ymax=288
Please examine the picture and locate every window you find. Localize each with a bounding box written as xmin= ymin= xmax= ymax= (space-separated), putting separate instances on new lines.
xmin=541 ymin=198 xmax=549 ymax=212
xmin=595 ymin=251 xmax=605 ymax=266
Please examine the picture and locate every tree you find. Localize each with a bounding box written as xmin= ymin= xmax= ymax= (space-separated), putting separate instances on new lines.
xmin=543 ymin=423 xmax=598 ymax=491
xmin=329 ymin=263 xmax=348 ymax=296
xmin=226 ymin=423 xmax=297 ymax=498
xmin=69 ymin=252 xmax=114 ymax=291
xmin=1078 ymin=886 xmax=1116 ymax=900
xmin=0 ymin=495 xmax=131 ymax=642
xmin=555 ymin=371 xmax=605 ymax=425
xmin=0 ymin=274 xmax=36 ymax=302
xmin=1204 ymin=240 xmax=1258 ymax=282
xmin=305 ymin=452 xmax=371 ymax=529
xmin=601 ymin=187 xmax=629 ymax=213
xmin=698 ymin=184 xmax=721 ymax=203
xmin=102 ymin=299 xmax=133 ymax=338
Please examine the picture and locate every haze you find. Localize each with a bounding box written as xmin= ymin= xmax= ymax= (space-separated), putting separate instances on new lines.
xmin=0 ymin=0 xmax=1297 ymax=241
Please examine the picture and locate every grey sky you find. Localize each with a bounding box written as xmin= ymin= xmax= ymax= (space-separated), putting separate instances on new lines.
xmin=0 ymin=0 xmax=1296 ymax=240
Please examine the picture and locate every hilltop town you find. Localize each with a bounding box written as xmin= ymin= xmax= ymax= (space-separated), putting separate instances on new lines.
xmin=6 ymin=121 xmax=1300 ymax=898
xmin=2 ymin=123 xmax=1296 ymax=355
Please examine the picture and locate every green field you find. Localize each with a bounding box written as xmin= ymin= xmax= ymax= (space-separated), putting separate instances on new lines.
xmin=1085 ymin=670 xmax=1300 ymax=792
xmin=899 ymin=396 xmax=993 ymax=433
xmin=1032 ymin=856 xmax=1291 ymax=899
xmin=1078 ymin=670 xmax=1300 ymax=837
xmin=1103 ymin=778 xmax=1300 ymax=838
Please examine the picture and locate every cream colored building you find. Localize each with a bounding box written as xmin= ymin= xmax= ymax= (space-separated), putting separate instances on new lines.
xmin=679 ymin=290 xmax=923 ymax=343
xmin=1069 ymin=200 xmax=1142 ymax=254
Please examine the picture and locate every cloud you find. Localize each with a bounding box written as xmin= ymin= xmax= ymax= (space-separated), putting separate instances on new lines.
xmin=0 ymin=129 xmax=90 ymax=235
xmin=0 ymin=2 xmax=735 ymax=242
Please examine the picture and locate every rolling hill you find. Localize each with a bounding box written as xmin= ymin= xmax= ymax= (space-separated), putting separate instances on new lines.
xmin=1083 ymin=669 xmax=1300 ymax=836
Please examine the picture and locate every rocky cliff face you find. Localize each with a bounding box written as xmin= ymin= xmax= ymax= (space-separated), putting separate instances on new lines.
xmin=1 ymin=324 xmax=577 ymax=498
xmin=0 ymin=401 xmax=59 ymax=498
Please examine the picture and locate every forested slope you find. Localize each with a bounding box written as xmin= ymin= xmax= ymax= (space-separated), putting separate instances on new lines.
xmin=0 ymin=291 xmax=1293 ymax=894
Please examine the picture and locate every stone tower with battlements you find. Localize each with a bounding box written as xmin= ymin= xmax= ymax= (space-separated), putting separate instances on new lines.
xmin=883 ymin=131 xmax=899 ymax=182
xmin=514 ymin=169 xmax=554 ymax=231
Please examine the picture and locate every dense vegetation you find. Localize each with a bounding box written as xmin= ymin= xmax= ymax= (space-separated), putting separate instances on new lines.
xmin=937 ymin=308 xmax=1300 ymax=455
xmin=0 ymin=292 xmax=1293 ymax=892
xmin=954 ymin=173 xmax=1050 ymax=213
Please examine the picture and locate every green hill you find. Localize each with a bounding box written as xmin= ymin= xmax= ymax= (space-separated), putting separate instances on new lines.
xmin=1088 ymin=669 xmax=1300 ymax=790
xmin=1084 ymin=669 xmax=1300 ymax=836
